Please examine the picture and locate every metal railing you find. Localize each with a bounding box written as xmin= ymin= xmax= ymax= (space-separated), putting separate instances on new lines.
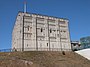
xmin=0 ymin=49 xmax=13 ymax=52
xmin=0 ymin=48 xmax=71 ymax=52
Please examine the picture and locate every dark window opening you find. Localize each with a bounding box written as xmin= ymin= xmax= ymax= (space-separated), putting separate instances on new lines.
xmin=28 ymin=26 xmax=29 ymax=31
xmin=20 ymin=30 xmax=21 ymax=33
xmin=78 ymin=44 xmax=81 ymax=46
xmin=41 ymin=28 xmax=43 ymax=32
xmin=53 ymin=30 xmax=56 ymax=32
xmin=73 ymin=44 xmax=76 ymax=46
xmin=27 ymin=44 xmax=28 ymax=47
xmin=63 ymin=31 xmax=66 ymax=33
xmin=61 ymin=30 xmax=62 ymax=32
xmin=47 ymin=43 xmax=48 ymax=46
xmin=50 ymin=29 xmax=52 ymax=33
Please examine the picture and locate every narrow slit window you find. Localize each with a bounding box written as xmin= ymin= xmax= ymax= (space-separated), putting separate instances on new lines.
xmin=50 ymin=29 xmax=52 ymax=33
xmin=28 ymin=26 xmax=29 ymax=31
xmin=41 ymin=28 xmax=43 ymax=32
xmin=47 ymin=43 xmax=48 ymax=46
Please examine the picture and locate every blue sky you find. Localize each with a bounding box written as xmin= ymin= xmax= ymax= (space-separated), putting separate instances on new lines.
xmin=0 ymin=0 xmax=90 ymax=49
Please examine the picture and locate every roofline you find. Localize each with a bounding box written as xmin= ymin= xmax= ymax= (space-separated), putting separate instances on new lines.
xmin=18 ymin=11 xmax=69 ymax=20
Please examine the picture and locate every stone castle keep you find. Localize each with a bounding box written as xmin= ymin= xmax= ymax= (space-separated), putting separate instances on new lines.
xmin=12 ymin=12 xmax=71 ymax=51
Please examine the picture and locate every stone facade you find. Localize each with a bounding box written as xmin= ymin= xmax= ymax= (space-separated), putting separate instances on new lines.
xmin=12 ymin=12 xmax=71 ymax=51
